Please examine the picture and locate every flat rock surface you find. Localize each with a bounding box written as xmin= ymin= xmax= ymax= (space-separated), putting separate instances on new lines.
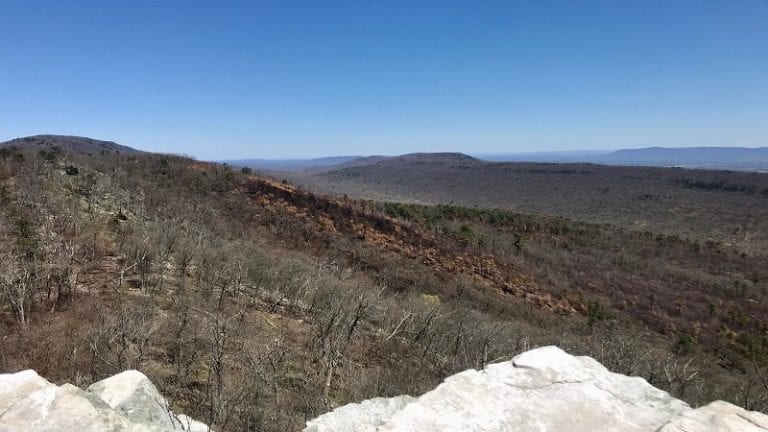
xmin=304 ymin=346 xmax=768 ymax=432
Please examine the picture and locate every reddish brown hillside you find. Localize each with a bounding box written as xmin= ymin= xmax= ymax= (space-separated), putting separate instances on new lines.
xmin=239 ymin=175 xmax=577 ymax=314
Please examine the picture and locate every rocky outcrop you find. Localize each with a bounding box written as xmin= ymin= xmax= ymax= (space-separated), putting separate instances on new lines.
xmin=0 ymin=369 xmax=209 ymax=432
xmin=2 ymin=347 xmax=766 ymax=432
xmin=305 ymin=346 xmax=768 ymax=432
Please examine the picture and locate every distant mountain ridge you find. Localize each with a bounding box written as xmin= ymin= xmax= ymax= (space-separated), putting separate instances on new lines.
xmin=0 ymin=134 xmax=142 ymax=155
xmin=225 ymin=146 xmax=768 ymax=173
xmin=4 ymin=136 xmax=765 ymax=171
xmin=224 ymin=152 xmax=482 ymax=172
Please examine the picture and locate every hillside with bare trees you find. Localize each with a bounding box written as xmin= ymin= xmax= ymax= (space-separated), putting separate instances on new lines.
xmin=1 ymin=137 xmax=767 ymax=431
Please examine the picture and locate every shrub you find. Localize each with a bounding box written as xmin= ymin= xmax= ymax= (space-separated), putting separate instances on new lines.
xmin=676 ymin=333 xmax=697 ymax=355
xmin=587 ymin=301 xmax=608 ymax=327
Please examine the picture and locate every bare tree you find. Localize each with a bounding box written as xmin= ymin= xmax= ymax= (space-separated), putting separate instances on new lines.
xmin=0 ymin=253 xmax=36 ymax=331
xmin=88 ymin=295 xmax=156 ymax=373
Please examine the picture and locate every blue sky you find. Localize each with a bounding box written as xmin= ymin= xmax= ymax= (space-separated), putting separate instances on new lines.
xmin=1 ymin=1 xmax=766 ymax=159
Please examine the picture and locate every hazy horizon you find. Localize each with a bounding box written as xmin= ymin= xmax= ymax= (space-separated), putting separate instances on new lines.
xmin=217 ymin=146 xmax=768 ymax=162
xmin=2 ymin=1 xmax=766 ymax=159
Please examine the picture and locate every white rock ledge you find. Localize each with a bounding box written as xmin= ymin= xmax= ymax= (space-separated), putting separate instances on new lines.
xmin=1 ymin=347 xmax=765 ymax=432
xmin=304 ymin=346 xmax=768 ymax=432
xmin=0 ymin=369 xmax=210 ymax=432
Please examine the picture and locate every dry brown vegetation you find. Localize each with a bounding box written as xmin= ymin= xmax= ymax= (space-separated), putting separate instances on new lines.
xmin=1 ymin=140 xmax=767 ymax=431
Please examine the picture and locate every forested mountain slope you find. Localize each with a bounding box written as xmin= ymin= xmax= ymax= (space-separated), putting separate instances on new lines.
xmin=0 ymin=139 xmax=766 ymax=431
xmin=1 ymin=135 xmax=142 ymax=156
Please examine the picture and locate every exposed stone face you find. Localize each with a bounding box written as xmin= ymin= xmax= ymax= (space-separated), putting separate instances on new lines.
xmin=0 ymin=369 xmax=210 ymax=432
xmin=659 ymin=401 xmax=768 ymax=432
xmin=87 ymin=370 xmax=181 ymax=430
xmin=304 ymin=346 xmax=768 ymax=432
xmin=2 ymin=347 xmax=766 ymax=432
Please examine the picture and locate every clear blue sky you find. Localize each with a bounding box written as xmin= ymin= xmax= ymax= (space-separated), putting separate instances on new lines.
xmin=1 ymin=1 xmax=767 ymax=159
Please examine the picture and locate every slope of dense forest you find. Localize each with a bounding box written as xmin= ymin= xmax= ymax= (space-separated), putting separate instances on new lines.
xmin=285 ymin=154 xmax=768 ymax=253
xmin=0 ymin=137 xmax=767 ymax=431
